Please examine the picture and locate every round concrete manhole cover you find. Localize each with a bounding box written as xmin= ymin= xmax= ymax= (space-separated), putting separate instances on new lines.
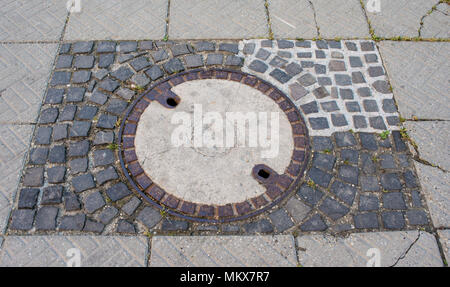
xmin=119 ymin=69 xmax=310 ymax=222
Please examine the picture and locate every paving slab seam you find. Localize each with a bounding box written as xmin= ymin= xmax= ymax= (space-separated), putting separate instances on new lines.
xmin=433 ymin=231 xmax=449 ymax=266
xmin=146 ymin=235 xmax=153 ymax=267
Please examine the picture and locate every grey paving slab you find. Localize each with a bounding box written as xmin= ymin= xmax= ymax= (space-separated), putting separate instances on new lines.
xmin=296 ymin=231 xmax=443 ymax=267
xmin=0 ymin=43 xmax=58 ymax=123
xmin=438 ymin=230 xmax=450 ymax=264
xmin=0 ymin=236 xmax=148 ymax=267
xmin=378 ymin=41 xmax=450 ymax=120
xmin=0 ymin=124 xmax=33 ymax=234
xmin=421 ymin=6 xmax=450 ymax=39
xmin=169 ymin=0 xmax=268 ymax=39
xmin=414 ymin=162 xmax=450 ymax=228
xmin=64 ymin=0 xmax=167 ymax=40
xmin=405 ymin=121 xmax=450 ymax=171
xmin=0 ymin=0 xmax=68 ymax=41
xmin=363 ymin=0 xmax=437 ymax=38
xmin=268 ymin=0 xmax=317 ymax=39
xmin=150 ymin=235 xmax=297 ymax=267
xmin=310 ymin=0 xmax=370 ymax=38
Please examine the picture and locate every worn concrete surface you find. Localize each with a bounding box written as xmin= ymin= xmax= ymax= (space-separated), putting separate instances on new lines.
xmin=150 ymin=235 xmax=297 ymax=267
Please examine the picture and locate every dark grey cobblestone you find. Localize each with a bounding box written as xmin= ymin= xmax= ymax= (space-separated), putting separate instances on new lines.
xmin=98 ymin=206 xmax=118 ymax=225
xmin=83 ymin=219 xmax=105 ymax=233
xmin=10 ymin=209 xmax=35 ymax=231
xmin=117 ymin=220 xmax=136 ymax=233
xmin=84 ymin=191 xmax=106 ymax=213
xmin=243 ymin=219 xmax=274 ymax=234
xmin=17 ymin=188 xmax=39 ymax=209
xmin=300 ymin=214 xmax=327 ymax=231
xmin=268 ymin=209 xmax=294 ymax=232
xmin=59 ymin=214 xmax=86 ymax=231
xmin=35 ymin=206 xmax=58 ymax=230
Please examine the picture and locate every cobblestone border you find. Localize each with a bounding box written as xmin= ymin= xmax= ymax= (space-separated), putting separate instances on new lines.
xmin=5 ymin=40 xmax=432 ymax=237
xmin=119 ymin=68 xmax=310 ymax=223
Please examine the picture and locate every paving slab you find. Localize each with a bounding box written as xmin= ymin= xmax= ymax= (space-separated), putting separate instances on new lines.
xmin=310 ymin=0 xmax=370 ymax=38
xmin=405 ymin=121 xmax=450 ymax=171
xmin=150 ymin=235 xmax=297 ymax=267
xmin=414 ymin=162 xmax=450 ymax=228
xmin=421 ymin=3 xmax=450 ymax=39
xmin=296 ymin=231 xmax=443 ymax=267
xmin=268 ymin=0 xmax=317 ymax=39
xmin=169 ymin=0 xmax=268 ymax=39
xmin=0 ymin=236 xmax=148 ymax=267
xmin=0 ymin=124 xmax=34 ymax=234
xmin=363 ymin=0 xmax=437 ymax=38
xmin=0 ymin=0 xmax=68 ymax=41
xmin=0 ymin=44 xmax=58 ymax=123
xmin=64 ymin=0 xmax=167 ymax=40
xmin=378 ymin=41 xmax=450 ymax=120
xmin=438 ymin=230 xmax=450 ymax=264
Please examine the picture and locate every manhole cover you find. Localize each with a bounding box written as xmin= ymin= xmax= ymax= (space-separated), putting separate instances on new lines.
xmin=119 ymin=68 xmax=310 ymax=222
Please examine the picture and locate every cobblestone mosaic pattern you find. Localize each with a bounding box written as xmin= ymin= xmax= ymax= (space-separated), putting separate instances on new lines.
xmin=5 ymin=40 xmax=430 ymax=237
xmin=240 ymin=39 xmax=400 ymax=136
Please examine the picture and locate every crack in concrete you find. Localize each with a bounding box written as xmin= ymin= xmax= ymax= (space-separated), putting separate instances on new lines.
xmin=418 ymin=1 xmax=444 ymax=37
xmin=390 ymin=230 xmax=421 ymax=267
xmin=164 ymin=0 xmax=171 ymax=41
xmin=308 ymin=0 xmax=321 ymax=38
xmin=264 ymin=0 xmax=274 ymax=39
xmin=405 ymin=131 xmax=449 ymax=173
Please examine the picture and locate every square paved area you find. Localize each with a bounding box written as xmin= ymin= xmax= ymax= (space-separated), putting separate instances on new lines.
xmin=0 ymin=44 xmax=58 ymax=123
xmin=64 ymin=0 xmax=167 ymax=40
xmin=169 ymin=0 xmax=268 ymax=39
xmin=150 ymin=235 xmax=297 ymax=267
xmin=363 ymin=0 xmax=437 ymax=38
xmin=268 ymin=0 xmax=317 ymax=39
xmin=0 ymin=0 xmax=68 ymax=41
xmin=0 ymin=0 xmax=448 ymax=267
